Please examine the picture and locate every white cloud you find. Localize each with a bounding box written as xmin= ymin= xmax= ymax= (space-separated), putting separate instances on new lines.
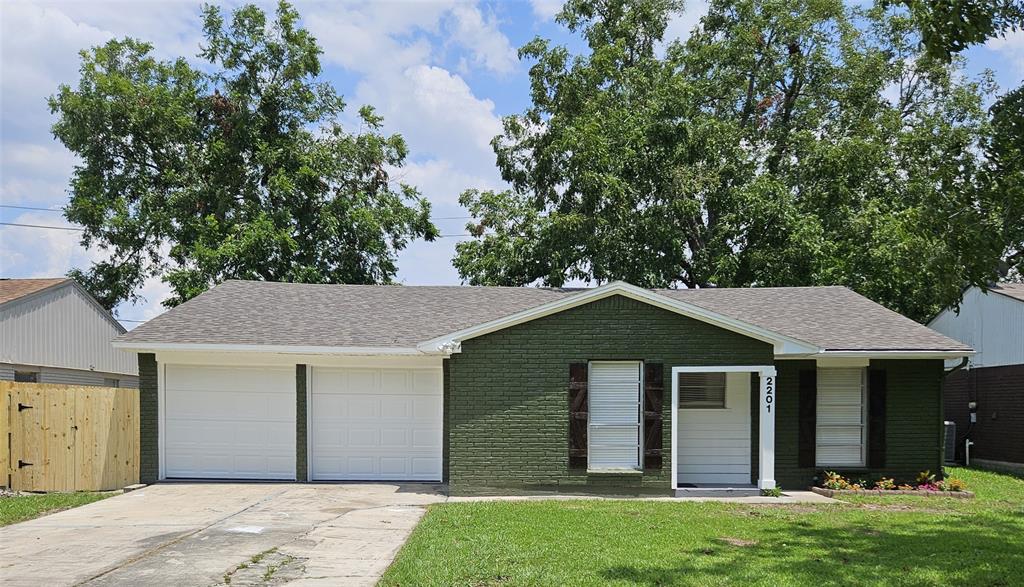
xmin=530 ymin=0 xmax=562 ymax=21
xmin=662 ymin=0 xmax=709 ymax=47
xmin=987 ymin=28 xmax=1024 ymax=77
xmin=0 ymin=212 xmax=101 ymax=277
xmin=446 ymin=3 xmax=517 ymax=75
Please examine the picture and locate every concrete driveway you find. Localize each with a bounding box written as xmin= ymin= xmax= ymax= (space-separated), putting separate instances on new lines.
xmin=0 ymin=482 xmax=447 ymax=586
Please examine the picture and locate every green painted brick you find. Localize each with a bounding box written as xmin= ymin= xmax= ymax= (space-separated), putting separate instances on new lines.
xmin=773 ymin=358 xmax=945 ymax=488
xmin=139 ymin=353 xmax=158 ymax=485
xmin=296 ymin=364 xmax=308 ymax=482
xmin=446 ymin=294 xmax=773 ymax=495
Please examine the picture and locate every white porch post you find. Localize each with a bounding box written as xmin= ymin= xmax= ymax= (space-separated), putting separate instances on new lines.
xmin=757 ymin=366 xmax=777 ymax=490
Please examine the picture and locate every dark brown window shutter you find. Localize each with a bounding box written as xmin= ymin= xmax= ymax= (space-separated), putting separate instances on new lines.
xmin=868 ymin=369 xmax=887 ymax=469
xmin=798 ymin=369 xmax=817 ymax=468
xmin=643 ymin=363 xmax=664 ymax=470
xmin=568 ymin=363 xmax=588 ymax=469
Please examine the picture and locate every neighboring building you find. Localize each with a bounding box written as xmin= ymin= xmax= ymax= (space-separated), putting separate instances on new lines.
xmin=929 ymin=283 xmax=1024 ymax=470
xmin=114 ymin=280 xmax=970 ymax=494
xmin=0 ymin=278 xmax=138 ymax=388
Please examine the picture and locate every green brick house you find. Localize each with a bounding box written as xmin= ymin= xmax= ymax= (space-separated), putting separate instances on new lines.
xmin=114 ymin=280 xmax=972 ymax=496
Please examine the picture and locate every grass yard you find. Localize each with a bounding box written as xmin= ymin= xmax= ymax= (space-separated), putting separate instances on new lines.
xmin=0 ymin=491 xmax=114 ymax=527
xmin=382 ymin=467 xmax=1024 ymax=586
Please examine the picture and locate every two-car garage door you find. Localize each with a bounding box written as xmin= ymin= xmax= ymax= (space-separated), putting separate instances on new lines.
xmin=162 ymin=364 xmax=442 ymax=481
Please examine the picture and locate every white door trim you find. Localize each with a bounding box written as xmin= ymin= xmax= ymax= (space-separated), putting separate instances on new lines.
xmin=670 ymin=365 xmax=777 ymax=490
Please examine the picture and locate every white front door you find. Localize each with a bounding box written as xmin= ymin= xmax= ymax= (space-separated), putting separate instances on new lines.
xmin=676 ymin=371 xmax=752 ymax=485
xmin=310 ymin=367 xmax=443 ymax=481
xmin=163 ymin=364 xmax=296 ymax=479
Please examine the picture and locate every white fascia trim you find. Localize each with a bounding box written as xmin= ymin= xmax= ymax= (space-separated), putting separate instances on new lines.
xmin=779 ymin=350 xmax=976 ymax=360
xmin=416 ymin=281 xmax=821 ymax=356
xmin=111 ymin=341 xmax=435 ymax=356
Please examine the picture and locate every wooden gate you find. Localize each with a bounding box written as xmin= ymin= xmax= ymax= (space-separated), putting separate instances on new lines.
xmin=1 ymin=381 xmax=139 ymax=491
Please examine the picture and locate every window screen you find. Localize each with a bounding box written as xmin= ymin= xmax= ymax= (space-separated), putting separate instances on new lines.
xmin=104 ymin=378 xmax=120 ymax=388
xmin=816 ymin=368 xmax=866 ymax=467
xmin=588 ymin=361 xmax=641 ymax=469
xmin=678 ymin=372 xmax=727 ymax=409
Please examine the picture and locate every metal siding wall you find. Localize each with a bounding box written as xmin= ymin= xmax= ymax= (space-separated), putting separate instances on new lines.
xmin=35 ymin=366 xmax=138 ymax=388
xmin=0 ymin=285 xmax=137 ymax=376
xmin=930 ymin=287 xmax=1024 ymax=368
xmin=0 ymin=363 xmax=14 ymax=381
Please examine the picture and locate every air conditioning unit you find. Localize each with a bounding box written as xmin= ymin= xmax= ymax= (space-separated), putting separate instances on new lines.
xmin=943 ymin=421 xmax=958 ymax=464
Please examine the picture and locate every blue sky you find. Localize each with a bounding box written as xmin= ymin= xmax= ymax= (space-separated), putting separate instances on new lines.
xmin=1 ymin=0 xmax=1022 ymax=328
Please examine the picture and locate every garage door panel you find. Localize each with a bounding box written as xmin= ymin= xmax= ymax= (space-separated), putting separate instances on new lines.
xmin=166 ymin=364 xmax=293 ymax=391
xmin=413 ymin=371 xmax=442 ymax=393
xmin=311 ymin=366 xmax=442 ymax=481
xmin=164 ymin=365 xmax=295 ymax=480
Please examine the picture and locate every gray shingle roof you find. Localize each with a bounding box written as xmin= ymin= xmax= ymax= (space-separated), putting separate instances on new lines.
xmin=656 ymin=286 xmax=969 ymax=351
xmin=992 ymin=282 xmax=1024 ymax=303
xmin=117 ymin=280 xmax=970 ymax=352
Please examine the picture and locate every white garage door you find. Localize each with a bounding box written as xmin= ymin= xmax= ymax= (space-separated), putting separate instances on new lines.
xmin=164 ymin=365 xmax=296 ymax=479
xmin=310 ymin=367 xmax=442 ymax=481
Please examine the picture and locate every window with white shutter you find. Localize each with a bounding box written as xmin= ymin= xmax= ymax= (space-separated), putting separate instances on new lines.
xmin=816 ymin=368 xmax=867 ymax=467
xmin=588 ymin=361 xmax=642 ymax=469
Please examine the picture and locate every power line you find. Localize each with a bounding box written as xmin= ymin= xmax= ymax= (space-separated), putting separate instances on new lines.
xmin=0 ymin=221 xmax=475 ymax=237
xmin=1 ymin=204 xmax=476 ymax=222
xmin=0 ymin=221 xmax=84 ymax=231
xmin=0 ymin=204 xmax=64 ymax=212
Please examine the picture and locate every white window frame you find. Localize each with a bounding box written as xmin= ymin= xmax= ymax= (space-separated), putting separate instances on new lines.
xmin=815 ymin=367 xmax=868 ymax=468
xmin=587 ymin=361 xmax=643 ymax=471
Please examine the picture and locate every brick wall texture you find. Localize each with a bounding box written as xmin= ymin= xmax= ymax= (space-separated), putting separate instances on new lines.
xmin=774 ymin=359 xmax=945 ymax=487
xmin=445 ymin=294 xmax=773 ymax=495
xmin=944 ymin=364 xmax=1024 ymax=464
xmin=446 ymin=294 xmax=946 ymax=494
xmin=296 ymin=364 xmax=308 ymax=482
xmin=139 ymin=352 xmax=159 ymax=484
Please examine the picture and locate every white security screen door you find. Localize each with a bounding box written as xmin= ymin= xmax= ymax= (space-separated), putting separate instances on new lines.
xmin=588 ymin=361 xmax=642 ymax=469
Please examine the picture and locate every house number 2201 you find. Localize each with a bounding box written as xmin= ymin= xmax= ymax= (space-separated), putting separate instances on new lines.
xmin=764 ymin=376 xmax=774 ymax=413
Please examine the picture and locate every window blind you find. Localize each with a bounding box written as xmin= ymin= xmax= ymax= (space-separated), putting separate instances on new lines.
xmin=816 ymin=367 xmax=866 ymax=467
xmin=588 ymin=361 xmax=641 ymax=469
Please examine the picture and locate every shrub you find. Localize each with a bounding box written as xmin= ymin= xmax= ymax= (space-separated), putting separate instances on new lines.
xmin=916 ymin=470 xmax=936 ymax=485
xmin=897 ymin=484 xmax=915 ymax=491
xmin=874 ymin=477 xmax=896 ymax=491
xmin=917 ymin=482 xmax=941 ymax=492
xmin=822 ymin=471 xmax=850 ymax=490
xmin=940 ymin=477 xmax=967 ymax=492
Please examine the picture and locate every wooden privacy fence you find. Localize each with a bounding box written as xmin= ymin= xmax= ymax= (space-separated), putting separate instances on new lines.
xmin=1 ymin=381 xmax=139 ymax=491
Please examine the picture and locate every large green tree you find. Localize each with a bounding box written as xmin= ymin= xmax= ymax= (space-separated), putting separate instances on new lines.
xmin=51 ymin=1 xmax=437 ymax=310
xmin=895 ymin=0 xmax=1024 ymax=61
xmin=454 ymin=0 xmax=1019 ymax=321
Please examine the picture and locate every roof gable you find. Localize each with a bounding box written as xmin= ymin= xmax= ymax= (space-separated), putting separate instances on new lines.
xmin=417 ymin=282 xmax=820 ymax=355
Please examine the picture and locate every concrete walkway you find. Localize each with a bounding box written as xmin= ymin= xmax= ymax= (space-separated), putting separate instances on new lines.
xmin=0 ymin=483 xmax=446 ymax=587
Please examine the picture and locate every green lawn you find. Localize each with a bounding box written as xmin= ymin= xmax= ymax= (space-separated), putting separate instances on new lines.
xmin=382 ymin=467 xmax=1024 ymax=586
xmin=0 ymin=491 xmax=114 ymax=526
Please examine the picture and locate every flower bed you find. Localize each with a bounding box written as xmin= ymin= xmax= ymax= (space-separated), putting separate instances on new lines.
xmin=810 ymin=486 xmax=974 ymax=498
xmin=813 ymin=470 xmax=974 ymax=498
